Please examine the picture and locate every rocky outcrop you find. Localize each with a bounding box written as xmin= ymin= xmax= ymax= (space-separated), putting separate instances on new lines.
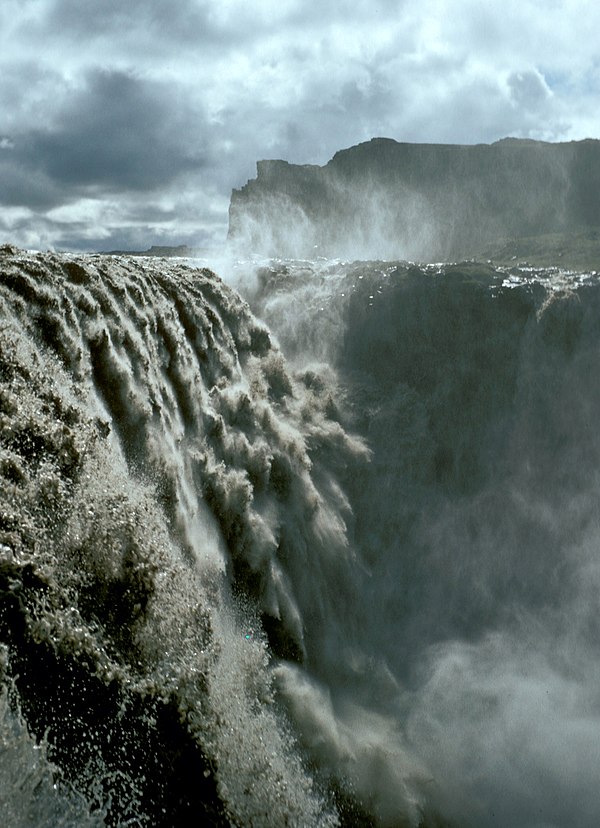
xmin=102 ymin=244 xmax=210 ymax=257
xmin=228 ymin=137 xmax=600 ymax=261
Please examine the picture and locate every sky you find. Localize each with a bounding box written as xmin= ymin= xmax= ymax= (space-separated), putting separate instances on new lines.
xmin=1 ymin=0 xmax=599 ymax=252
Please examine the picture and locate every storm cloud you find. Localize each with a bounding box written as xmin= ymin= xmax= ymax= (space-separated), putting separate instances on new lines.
xmin=22 ymin=69 xmax=205 ymax=194
xmin=1 ymin=0 xmax=599 ymax=250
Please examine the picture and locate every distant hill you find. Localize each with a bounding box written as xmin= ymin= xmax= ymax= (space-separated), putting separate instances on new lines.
xmin=101 ymin=244 xmax=210 ymax=257
xmin=227 ymin=137 xmax=600 ymax=264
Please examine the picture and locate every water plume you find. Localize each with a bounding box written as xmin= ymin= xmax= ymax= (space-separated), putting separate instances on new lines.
xmin=3 ymin=242 xmax=600 ymax=827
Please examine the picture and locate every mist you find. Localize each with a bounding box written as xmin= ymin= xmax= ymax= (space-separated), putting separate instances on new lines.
xmin=227 ymin=138 xmax=597 ymax=264
xmin=222 ymin=256 xmax=600 ymax=827
xmin=2 ymin=231 xmax=600 ymax=826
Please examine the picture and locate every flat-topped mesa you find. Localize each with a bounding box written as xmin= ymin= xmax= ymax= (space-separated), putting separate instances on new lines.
xmin=227 ymin=137 xmax=600 ymax=261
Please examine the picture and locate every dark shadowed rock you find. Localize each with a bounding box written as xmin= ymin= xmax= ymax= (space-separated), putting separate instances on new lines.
xmin=228 ymin=137 xmax=600 ymax=263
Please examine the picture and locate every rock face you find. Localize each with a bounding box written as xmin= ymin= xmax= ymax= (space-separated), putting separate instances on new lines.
xmin=228 ymin=137 xmax=600 ymax=260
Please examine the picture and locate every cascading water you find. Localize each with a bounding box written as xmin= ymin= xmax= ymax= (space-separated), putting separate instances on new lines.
xmin=2 ymin=243 xmax=600 ymax=827
xmin=0 ymin=245 xmax=355 ymax=827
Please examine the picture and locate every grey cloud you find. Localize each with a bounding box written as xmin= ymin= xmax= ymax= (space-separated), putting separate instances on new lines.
xmin=3 ymin=69 xmax=207 ymax=208
xmin=508 ymin=70 xmax=551 ymax=109
xmin=128 ymin=203 xmax=178 ymax=224
xmin=338 ymin=73 xmax=393 ymax=123
xmin=42 ymin=0 xmax=212 ymax=41
xmin=0 ymin=61 xmax=68 ymax=134
xmin=0 ymin=157 xmax=64 ymax=209
xmin=392 ymin=71 xmax=559 ymax=144
xmin=40 ymin=0 xmax=272 ymax=50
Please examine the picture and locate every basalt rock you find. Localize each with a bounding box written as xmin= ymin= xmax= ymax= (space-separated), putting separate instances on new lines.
xmin=228 ymin=137 xmax=600 ymax=261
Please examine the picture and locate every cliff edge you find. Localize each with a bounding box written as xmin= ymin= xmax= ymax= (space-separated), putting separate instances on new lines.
xmin=228 ymin=137 xmax=600 ymax=261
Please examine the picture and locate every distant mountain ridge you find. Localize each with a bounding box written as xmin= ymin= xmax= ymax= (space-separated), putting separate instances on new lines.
xmin=228 ymin=137 xmax=600 ymax=262
xmin=101 ymin=244 xmax=210 ymax=257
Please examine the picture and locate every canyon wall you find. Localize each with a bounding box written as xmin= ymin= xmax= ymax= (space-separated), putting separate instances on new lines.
xmin=228 ymin=137 xmax=600 ymax=261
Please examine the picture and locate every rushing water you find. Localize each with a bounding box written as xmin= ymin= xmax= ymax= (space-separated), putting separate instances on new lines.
xmin=2 ymin=243 xmax=600 ymax=827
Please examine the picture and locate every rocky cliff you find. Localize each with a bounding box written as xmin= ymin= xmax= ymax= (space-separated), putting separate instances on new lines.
xmin=228 ymin=137 xmax=600 ymax=261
